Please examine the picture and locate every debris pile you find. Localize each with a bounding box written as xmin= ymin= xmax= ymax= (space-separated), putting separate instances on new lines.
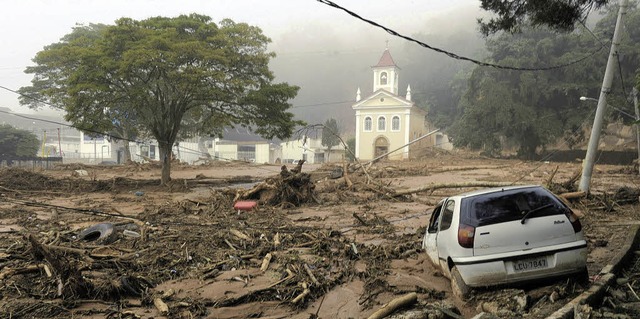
xmin=1 ymin=156 xmax=640 ymax=318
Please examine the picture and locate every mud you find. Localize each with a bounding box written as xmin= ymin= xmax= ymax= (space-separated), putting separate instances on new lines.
xmin=0 ymin=151 xmax=638 ymax=318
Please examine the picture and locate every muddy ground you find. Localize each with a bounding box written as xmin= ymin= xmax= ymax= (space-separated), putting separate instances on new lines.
xmin=0 ymin=150 xmax=639 ymax=319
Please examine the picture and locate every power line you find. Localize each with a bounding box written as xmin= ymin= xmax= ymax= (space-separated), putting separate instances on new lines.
xmin=292 ymin=100 xmax=352 ymax=108
xmin=316 ymin=0 xmax=607 ymax=71
xmin=0 ymin=85 xmax=314 ymax=167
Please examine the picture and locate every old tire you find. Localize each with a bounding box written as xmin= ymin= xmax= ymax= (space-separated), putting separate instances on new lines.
xmin=78 ymin=223 xmax=116 ymax=244
xmin=451 ymin=266 xmax=471 ymax=300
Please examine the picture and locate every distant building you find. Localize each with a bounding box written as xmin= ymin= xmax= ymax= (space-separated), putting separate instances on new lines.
xmin=352 ymin=48 xmax=441 ymax=161
xmin=280 ymin=132 xmax=345 ymax=164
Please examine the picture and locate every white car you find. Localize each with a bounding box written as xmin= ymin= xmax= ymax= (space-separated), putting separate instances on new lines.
xmin=422 ymin=185 xmax=588 ymax=299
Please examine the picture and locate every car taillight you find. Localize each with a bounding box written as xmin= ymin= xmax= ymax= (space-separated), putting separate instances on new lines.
xmin=566 ymin=211 xmax=582 ymax=233
xmin=458 ymin=224 xmax=475 ymax=248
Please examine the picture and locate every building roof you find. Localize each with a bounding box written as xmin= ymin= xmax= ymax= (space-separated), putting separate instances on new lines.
xmin=373 ymin=49 xmax=398 ymax=68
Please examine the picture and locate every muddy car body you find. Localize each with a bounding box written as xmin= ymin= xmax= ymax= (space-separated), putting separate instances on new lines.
xmin=422 ymin=185 xmax=588 ymax=298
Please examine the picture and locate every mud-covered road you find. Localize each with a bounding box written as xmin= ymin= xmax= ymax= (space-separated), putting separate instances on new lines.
xmin=0 ymin=151 xmax=638 ymax=318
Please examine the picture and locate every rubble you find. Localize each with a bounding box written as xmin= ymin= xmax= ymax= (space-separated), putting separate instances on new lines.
xmin=0 ymin=156 xmax=639 ymax=318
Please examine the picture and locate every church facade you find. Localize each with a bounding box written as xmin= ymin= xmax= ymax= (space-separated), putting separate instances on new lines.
xmin=352 ymin=48 xmax=436 ymax=161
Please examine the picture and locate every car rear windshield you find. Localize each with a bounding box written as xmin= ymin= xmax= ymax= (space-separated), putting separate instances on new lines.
xmin=460 ymin=187 xmax=567 ymax=227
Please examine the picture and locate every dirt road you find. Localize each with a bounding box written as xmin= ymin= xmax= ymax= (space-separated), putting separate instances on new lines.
xmin=0 ymin=152 xmax=638 ymax=318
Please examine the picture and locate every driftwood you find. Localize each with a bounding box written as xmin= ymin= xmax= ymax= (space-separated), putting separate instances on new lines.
xmin=0 ymin=264 xmax=48 ymax=280
xmin=273 ymin=232 xmax=281 ymax=248
xmin=153 ymin=297 xmax=169 ymax=314
xmin=392 ymin=181 xmax=513 ymax=197
xmin=560 ymin=191 xmax=587 ymax=200
xmin=28 ymin=234 xmax=92 ymax=298
xmin=237 ymin=161 xmax=317 ymax=206
xmin=367 ymin=292 xmax=418 ymax=319
xmin=230 ymin=229 xmax=251 ymax=241
xmin=343 ymin=162 xmax=353 ymax=188
xmin=353 ymin=213 xmax=368 ymax=226
xmin=292 ymin=282 xmax=310 ymax=303
xmin=260 ymin=253 xmax=273 ymax=272
xmin=304 ymin=263 xmax=320 ymax=287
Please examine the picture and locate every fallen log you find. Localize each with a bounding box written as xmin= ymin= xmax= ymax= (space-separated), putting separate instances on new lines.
xmin=560 ymin=191 xmax=586 ymax=200
xmin=392 ymin=182 xmax=513 ymax=197
xmin=367 ymin=292 xmax=418 ymax=319
xmin=0 ymin=264 xmax=46 ymax=280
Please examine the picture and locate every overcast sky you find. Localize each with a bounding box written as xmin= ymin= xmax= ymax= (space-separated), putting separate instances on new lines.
xmin=0 ymin=0 xmax=481 ymax=115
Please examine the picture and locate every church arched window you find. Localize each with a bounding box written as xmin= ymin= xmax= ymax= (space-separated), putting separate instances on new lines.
xmin=392 ymin=116 xmax=400 ymax=131
xmin=380 ymin=72 xmax=388 ymax=85
xmin=378 ymin=116 xmax=386 ymax=131
xmin=364 ymin=117 xmax=372 ymax=131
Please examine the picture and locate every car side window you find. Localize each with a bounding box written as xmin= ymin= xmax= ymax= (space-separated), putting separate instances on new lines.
xmin=427 ymin=204 xmax=443 ymax=233
xmin=440 ymin=200 xmax=455 ymax=231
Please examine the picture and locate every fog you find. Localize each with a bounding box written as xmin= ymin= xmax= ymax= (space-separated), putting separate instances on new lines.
xmin=268 ymin=3 xmax=487 ymax=133
xmin=0 ymin=0 xmax=488 ymax=134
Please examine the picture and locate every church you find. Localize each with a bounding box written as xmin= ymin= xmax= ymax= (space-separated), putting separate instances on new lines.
xmin=352 ymin=48 xmax=437 ymax=161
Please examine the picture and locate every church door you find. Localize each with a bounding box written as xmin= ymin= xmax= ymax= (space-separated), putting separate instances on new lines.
xmin=374 ymin=137 xmax=389 ymax=159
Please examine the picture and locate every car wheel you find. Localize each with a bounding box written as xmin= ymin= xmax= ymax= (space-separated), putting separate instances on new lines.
xmin=451 ymin=266 xmax=471 ymax=300
xmin=574 ymin=267 xmax=590 ymax=286
xmin=78 ymin=223 xmax=116 ymax=244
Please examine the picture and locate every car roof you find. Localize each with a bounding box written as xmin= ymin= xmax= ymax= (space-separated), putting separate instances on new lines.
xmin=453 ymin=185 xmax=542 ymax=199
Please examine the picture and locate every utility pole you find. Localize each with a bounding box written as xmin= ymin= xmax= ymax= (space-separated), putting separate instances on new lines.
xmin=579 ymin=0 xmax=629 ymax=193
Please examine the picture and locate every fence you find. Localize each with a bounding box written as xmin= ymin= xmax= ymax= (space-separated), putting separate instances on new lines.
xmin=0 ymin=156 xmax=63 ymax=169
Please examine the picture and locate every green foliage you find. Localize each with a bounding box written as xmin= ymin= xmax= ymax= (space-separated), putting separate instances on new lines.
xmin=20 ymin=14 xmax=301 ymax=183
xmin=453 ymin=3 xmax=640 ymax=159
xmin=478 ymin=0 xmax=610 ymax=35
xmin=345 ymin=137 xmax=356 ymax=162
xmin=321 ymin=118 xmax=340 ymax=151
xmin=0 ymin=125 xmax=40 ymax=157
xmin=403 ymin=30 xmax=483 ymax=130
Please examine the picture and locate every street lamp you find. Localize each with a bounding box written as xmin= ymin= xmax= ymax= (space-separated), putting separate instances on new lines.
xmin=580 ymin=97 xmax=636 ymax=120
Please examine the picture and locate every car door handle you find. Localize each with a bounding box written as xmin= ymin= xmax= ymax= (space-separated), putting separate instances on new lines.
xmin=479 ymin=232 xmax=490 ymax=235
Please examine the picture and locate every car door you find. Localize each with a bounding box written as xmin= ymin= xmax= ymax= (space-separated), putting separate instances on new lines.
xmin=423 ymin=202 xmax=444 ymax=266
xmin=436 ymin=199 xmax=456 ymax=272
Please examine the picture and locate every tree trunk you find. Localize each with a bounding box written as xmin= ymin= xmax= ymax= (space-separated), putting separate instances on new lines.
xmin=122 ymin=130 xmax=132 ymax=163
xmin=159 ymin=141 xmax=172 ymax=185
xmin=123 ymin=142 xmax=132 ymax=163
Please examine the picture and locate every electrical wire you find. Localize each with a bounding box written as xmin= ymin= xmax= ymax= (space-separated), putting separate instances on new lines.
xmin=0 ymin=84 xmax=329 ymax=167
xmin=315 ymin=0 xmax=607 ymax=71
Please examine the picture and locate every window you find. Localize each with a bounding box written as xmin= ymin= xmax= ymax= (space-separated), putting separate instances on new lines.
xmin=428 ymin=205 xmax=442 ymax=233
xmin=462 ymin=187 xmax=565 ymax=227
xmin=440 ymin=200 xmax=455 ymax=231
xmin=380 ymin=72 xmax=388 ymax=85
xmin=392 ymin=116 xmax=400 ymax=131
xmin=378 ymin=116 xmax=386 ymax=131
xmin=364 ymin=117 xmax=372 ymax=131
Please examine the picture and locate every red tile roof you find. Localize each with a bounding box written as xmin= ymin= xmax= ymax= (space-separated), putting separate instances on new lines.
xmin=373 ymin=49 xmax=397 ymax=67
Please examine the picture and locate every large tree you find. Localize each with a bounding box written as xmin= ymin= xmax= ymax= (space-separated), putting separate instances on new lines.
xmin=479 ymin=0 xmax=610 ymax=35
xmin=452 ymin=3 xmax=640 ymax=158
xmin=0 ymin=125 xmax=40 ymax=157
xmin=20 ymin=14 xmax=301 ymax=183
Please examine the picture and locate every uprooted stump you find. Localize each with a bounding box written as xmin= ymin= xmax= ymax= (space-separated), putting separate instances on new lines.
xmin=236 ymin=161 xmax=317 ymax=206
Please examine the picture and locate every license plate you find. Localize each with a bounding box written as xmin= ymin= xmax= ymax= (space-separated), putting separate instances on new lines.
xmin=512 ymin=257 xmax=548 ymax=272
